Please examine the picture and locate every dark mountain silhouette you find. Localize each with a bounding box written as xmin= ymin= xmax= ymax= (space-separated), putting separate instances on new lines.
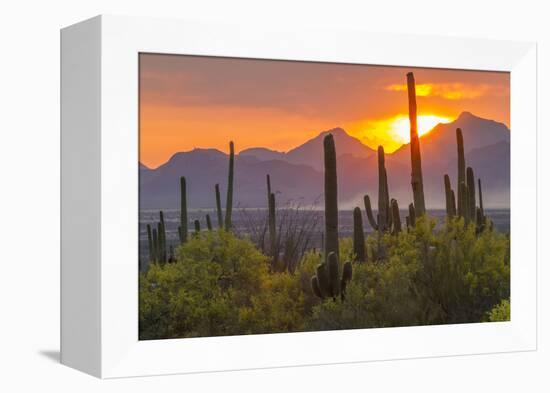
xmin=140 ymin=113 xmax=510 ymax=210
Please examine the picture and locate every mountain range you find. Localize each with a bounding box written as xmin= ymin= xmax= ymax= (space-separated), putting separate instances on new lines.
xmin=140 ymin=112 xmax=510 ymax=210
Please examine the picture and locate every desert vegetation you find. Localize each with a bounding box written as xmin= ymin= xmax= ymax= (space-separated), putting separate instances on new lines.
xmin=139 ymin=72 xmax=510 ymax=340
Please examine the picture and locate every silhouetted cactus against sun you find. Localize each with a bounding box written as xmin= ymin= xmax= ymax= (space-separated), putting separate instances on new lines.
xmin=407 ymin=72 xmax=426 ymax=216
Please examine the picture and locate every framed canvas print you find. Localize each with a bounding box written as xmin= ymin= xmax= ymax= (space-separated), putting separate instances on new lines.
xmin=61 ymin=15 xmax=537 ymax=378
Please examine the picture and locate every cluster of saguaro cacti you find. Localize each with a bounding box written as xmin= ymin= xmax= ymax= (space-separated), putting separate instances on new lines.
xmin=363 ymin=146 xmax=402 ymax=236
xmin=443 ymin=128 xmax=488 ymax=233
xmin=147 ymin=210 xmax=167 ymax=264
xmin=311 ymin=252 xmax=353 ymax=301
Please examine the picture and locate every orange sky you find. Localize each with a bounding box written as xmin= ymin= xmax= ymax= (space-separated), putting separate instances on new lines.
xmin=140 ymin=54 xmax=510 ymax=168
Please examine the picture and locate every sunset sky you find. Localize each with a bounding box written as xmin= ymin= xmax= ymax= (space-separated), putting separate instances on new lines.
xmin=139 ymin=53 xmax=510 ymax=169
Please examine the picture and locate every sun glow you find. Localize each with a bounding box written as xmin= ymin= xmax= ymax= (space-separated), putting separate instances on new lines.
xmin=390 ymin=115 xmax=452 ymax=143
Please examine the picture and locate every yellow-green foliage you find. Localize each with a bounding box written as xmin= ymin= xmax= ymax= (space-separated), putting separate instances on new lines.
xmin=140 ymin=217 xmax=510 ymax=339
xmin=486 ymin=299 xmax=510 ymax=322
xmin=308 ymin=216 xmax=510 ymax=330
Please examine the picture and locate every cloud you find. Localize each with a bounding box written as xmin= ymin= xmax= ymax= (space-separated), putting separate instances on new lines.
xmin=385 ymin=82 xmax=499 ymax=100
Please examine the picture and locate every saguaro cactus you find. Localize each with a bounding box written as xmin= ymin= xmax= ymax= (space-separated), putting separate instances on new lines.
xmin=215 ymin=183 xmax=223 ymax=229
xmin=378 ymin=146 xmax=390 ymax=232
xmin=478 ymin=178 xmax=484 ymax=218
xmin=268 ymin=192 xmax=277 ymax=266
xmin=407 ymin=72 xmax=426 ymax=216
xmin=467 ymin=167 xmax=476 ymax=222
xmin=456 ymin=128 xmax=466 ymax=218
xmin=323 ymin=134 xmax=339 ymax=259
xmin=444 ymin=174 xmax=456 ymax=218
xmin=224 ymin=141 xmax=235 ymax=230
xmin=391 ymin=199 xmax=401 ymax=235
xmin=311 ymin=252 xmax=352 ymax=301
xmin=206 ymin=214 xmax=213 ymax=231
xmin=180 ymin=176 xmax=188 ymax=244
xmin=353 ymin=207 xmax=366 ymax=262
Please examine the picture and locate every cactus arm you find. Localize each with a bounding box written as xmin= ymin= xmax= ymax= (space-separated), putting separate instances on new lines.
xmin=215 ymin=183 xmax=223 ymax=229
xmin=311 ymin=276 xmax=323 ymax=299
xmin=444 ymin=174 xmax=453 ymax=218
xmin=478 ymin=178 xmax=484 ymax=219
xmin=450 ymin=190 xmax=457 ymax=216
xmin=327 ymin=252 xmax=341 ymax=298
xmin=459 ymin=181 xmax=470 ymax=225
xmin=456 ymin=128 xmax=466 ymax=218
xmin=377 ymin=146 xmax=389 ymax=232
xmin=363 ymin=195 xmax=379 ymax=231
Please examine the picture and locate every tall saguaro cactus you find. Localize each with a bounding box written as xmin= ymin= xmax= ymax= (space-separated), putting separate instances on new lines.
xmin=407 ymin=72 xmax=426 ymax=216
xmin=353 ymin=207 xmax=366 ymax=262
xmin=456 ymin=128 xmax=466 ymax=218
xmin=215 ymin=184 xmax=223 ymax=229
xmin=206 ymin=214 xmax=213 ymax=231
xmin=466 ymin=167 xmax=476 ymax=221
xmin=323 ymin=134 xmax=339 ymax=259
xmin=378 ymin=146 xmax=390 ymax=232
xmin=180 ymin=176 xmax=188 ymax=244
xmin=268 ymin=191 xmax=277 ymax=266
xmin=224 ymin=141 xmax=235 ymax=230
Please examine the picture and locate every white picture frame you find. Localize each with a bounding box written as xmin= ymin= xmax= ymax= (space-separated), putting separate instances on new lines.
xmin=61 ymin=14 xmax=537 ymax=378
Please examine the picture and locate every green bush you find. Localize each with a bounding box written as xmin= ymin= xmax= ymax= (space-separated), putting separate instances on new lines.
xmin=139 ymin=217 xmax=510 ymax=339
xmin=486 ymin=299 xmax=510 ymax=322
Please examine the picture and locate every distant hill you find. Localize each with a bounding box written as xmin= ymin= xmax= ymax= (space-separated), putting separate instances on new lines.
xmin=139 ymin=114 xmax=510 ymax=209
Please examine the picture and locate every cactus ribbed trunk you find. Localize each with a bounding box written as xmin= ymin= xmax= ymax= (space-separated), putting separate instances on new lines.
xmin=215 ymin=183 xmax=223 ymax=229
xmin=407 ymin=72 xmax=426 ymax=216
xmin=459 ymin=182 xmax=470 ymax=225
xmin=323 ymin=134 xmax=339 ymax=260
xmin=391 ymin=199 xmax=401 ymax=235
xmin=456 ymin=128 xmax=466 ymax=219
xmin=180 ymin=176 xmax=188 ymax=244
xmin=378 ymin=146 xmax=390 ymax=232
xmin=363 ymin=195 xmax=378 ymax=231
xmin=353 ymin=207 xmax=366 ymax=262
xmin=206 ymin=214 xmax=213 ymax=231
xmin=467 ymin=167 xmax=476 ymax=222
xmin=224 ymin=141 xmax=235 ymax=230
xmin=408 ymin=203 xmax=416 ymax=227
xmin=268 ymin=192 xmax=277 ymax=265
xmin=444 ymin=174 xmax=454 ymax=218
xmin=450 ymin=190 xmax=457 ymax=216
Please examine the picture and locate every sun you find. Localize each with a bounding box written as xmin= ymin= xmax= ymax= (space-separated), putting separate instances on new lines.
xmin=390 ymin=115 xmax=451 ymax=143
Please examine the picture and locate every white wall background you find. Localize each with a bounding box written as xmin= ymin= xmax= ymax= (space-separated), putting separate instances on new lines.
xmin=0 ymin=0 xmax=547 ymax=391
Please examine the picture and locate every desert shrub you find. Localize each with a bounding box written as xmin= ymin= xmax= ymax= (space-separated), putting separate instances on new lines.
xmin=486 ymin=299 xmax=510 ymax=322
xmin=140 ymin=230 xmax=271 ymax=339
xmin=306 ymin=216 xmax=510 ymax=331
